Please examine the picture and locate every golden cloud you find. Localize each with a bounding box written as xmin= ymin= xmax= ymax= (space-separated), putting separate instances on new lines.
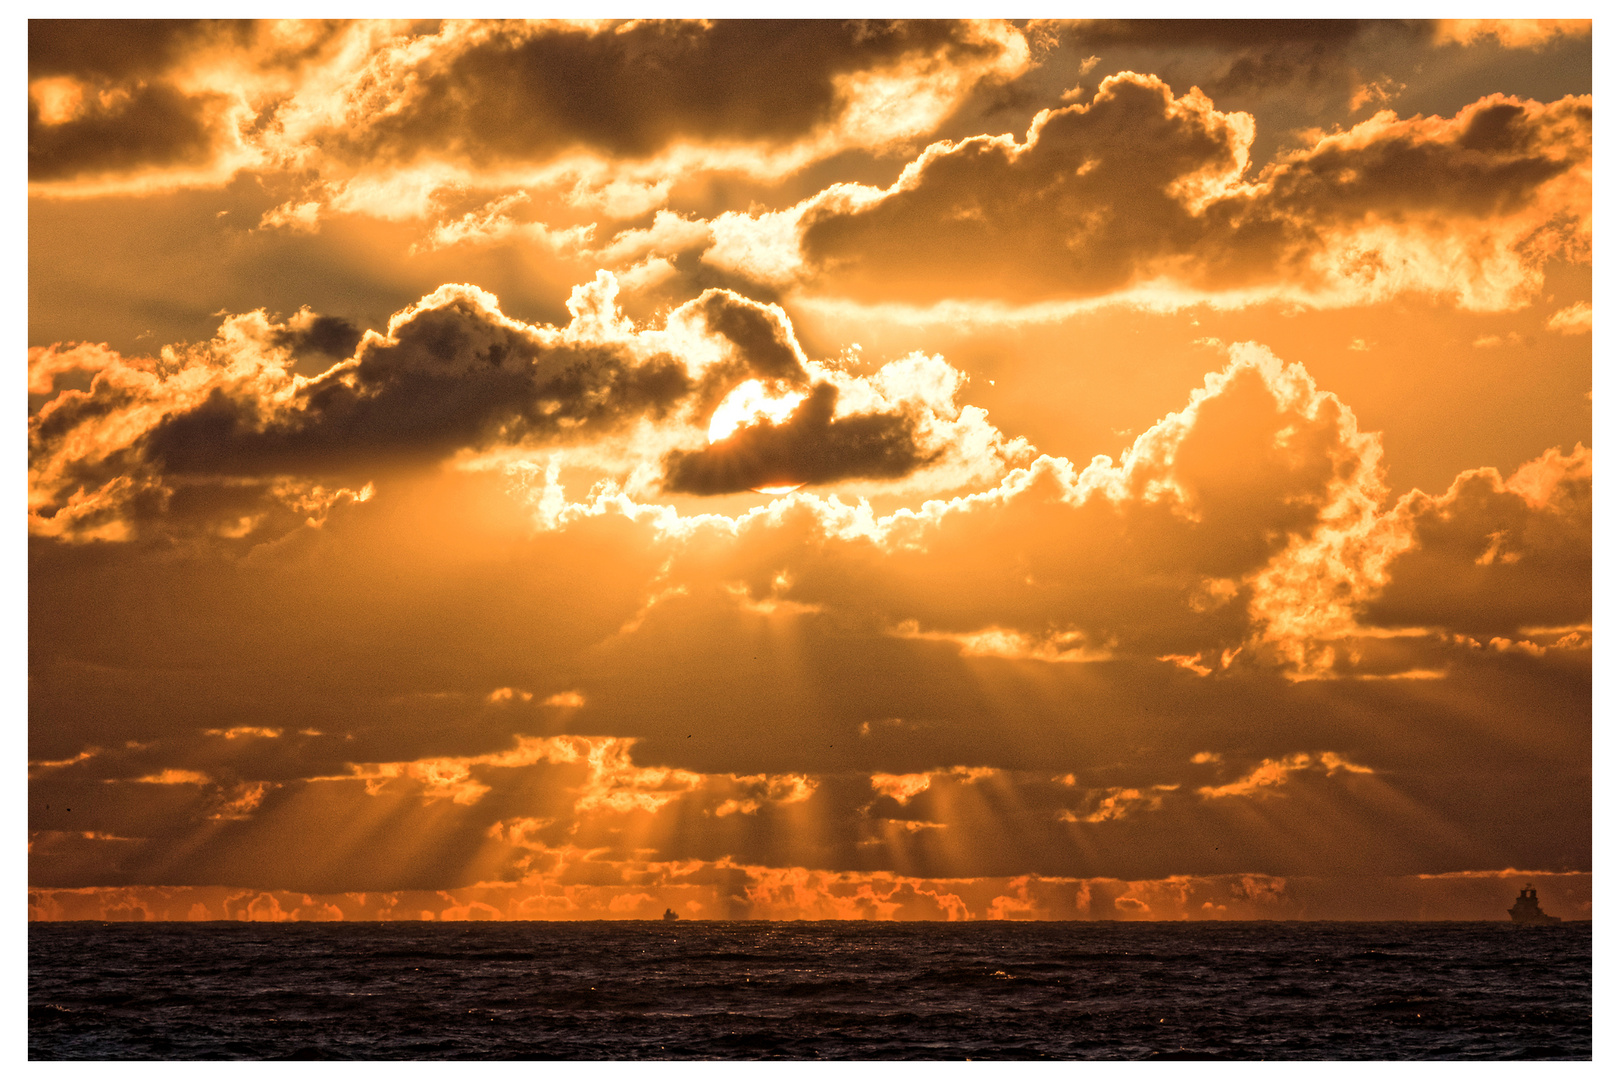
xmin=28 ymin=868 xmax=1594 ymax=922
xmin=30 ymin=20 xmax=1031 ymax=215
xmin=697 ymin=79 xmax=1588 ymax=314
xmin=30 ymin=273 xmax=1020 ymax=542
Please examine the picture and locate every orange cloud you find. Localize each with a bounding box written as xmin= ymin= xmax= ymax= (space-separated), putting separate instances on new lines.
xmin=705 ymin=80 xmax=1587 ymax=314
xmin=25 ymin=19 xmax=1590 ymax=926
xmin=1196 ymin=752 xmax=1373 ymax=799
xmin=29 ymin=868 xmax=1592 ymax=922
xmin=29 ymin=749 xmax=98 ymax=777
xmin=133 ymin=769 xmax=210 ymax=785
xmin=871 ymin=773 xmax=932 ymax=804
xmin=492 ymin=336 xmax=1587 ymax=686
xmin=316 ymin=733 xmax=825 ymax=828
xmin=1067 ymin=786 xmax=1179 ymax=824
xmin=892 ymin=620 xmax=1110 ymax=663
xmin=30 ymin=273 xmax=1019 ymax=543
xmin=1546 ymin=301 xmax=1592 ymax=334
xmin=1434 ymin=20 xmax=1590 ymax=50
xmin=30 ymin=20 xmax=1031 ymax=219
xmin=1365 ymin=444 xmax=1591 ymax=644
xmin=711 ymin=775 xmax=816 ymax=818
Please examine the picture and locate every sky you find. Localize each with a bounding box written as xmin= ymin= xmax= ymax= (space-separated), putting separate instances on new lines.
xmin=26 ymin=18 xmax=1593 ymax=923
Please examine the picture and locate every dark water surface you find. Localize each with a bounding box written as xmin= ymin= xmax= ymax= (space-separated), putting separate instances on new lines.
xmin=29 ymin=920 xmax=1590 ymax=1059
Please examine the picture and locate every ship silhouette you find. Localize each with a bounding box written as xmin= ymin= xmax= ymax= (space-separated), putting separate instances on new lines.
xmin=1508 ymin=883 xmax=1562 ymax=925
xmin=662 ymin=908 xmax=679 ymax=921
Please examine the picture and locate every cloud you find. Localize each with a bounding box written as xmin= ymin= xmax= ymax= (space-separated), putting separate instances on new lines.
xmin=662 ymin=382 xmax=936 ymax=495
xmin=26 ymin=20 xmax=258 ymax=183
xmin=1349 ymin=77 xmax=1404 ymax=113
xmin=711 ymin=774 xmax=817 ymax=818
xmin=28 ymin=868 xmax=1593 ymax=923
xmin=1059 ymin=20 xmax=1404 ymax=96
xmin=490 ymin=335 xmax=1587 ymax=684
xmin=788 ymin=72 xmax=1258 ymax=302
xmin=1546 ymin=301 xmax=1591 ymax=334
xmin=29 ymin=19 xmax=1030 ymax=211
xmin=893 ymin=621 xmax=1110 ymax=663
xmin=1068 ymin=785 xmax=1177 ymax=823
xmin=134 ymin=769 xmax=210 ymax=785
xmin=27 ymin=20 xmax=348 ymax=193
xmin=708 ymin=78 xmax=1588 ymax=312
xmin=28 ymin=342 xmax=122 ymax=397
xmin=142 ymin=278 xmax=689 ymax=477
xmin=31 ymin=273 xmax=1013 ymax=542
xmin=25 ymin=20 xmax=1590 ymax=920
xmin=28 ymin=80 xmax=227 ymax=183
xmin=1196 ymin=751 xmax=1372 ymax=799
xmin=29 ymin=19 xmax=218 ymax=82
xmin=1433 ymin=20 xmax=1590 ymax=50
xmin=1252 ymin=96 xmax=1590 ymax=303
xmin=1364 ymin=445 xmax=1591 ymax=641
xmin=328 ymin=21 xmax=1023 ymax=166
xmin=870 ymin=772 xmax=933 ymax=804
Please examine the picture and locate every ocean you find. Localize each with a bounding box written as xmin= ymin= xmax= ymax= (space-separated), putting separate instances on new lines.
xmin=29 ymin=920 xmax=1590 ymax=1060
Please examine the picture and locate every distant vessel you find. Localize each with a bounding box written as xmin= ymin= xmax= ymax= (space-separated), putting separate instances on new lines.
xmin=662 ymin=908 xmax=679 ymax=921
xmin=1508 ymin=883 xmax=1563 ymax=925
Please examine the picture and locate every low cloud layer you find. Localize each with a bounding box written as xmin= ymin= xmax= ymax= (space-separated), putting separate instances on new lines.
xmin=28 ymin=869 xmax=1594 ymax=924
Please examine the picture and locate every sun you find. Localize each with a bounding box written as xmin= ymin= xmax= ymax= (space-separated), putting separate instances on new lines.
xmin=707 ymin=379 xmax=808 ymax=494
xmin=707 ymin=379 xmax=805 ymax=443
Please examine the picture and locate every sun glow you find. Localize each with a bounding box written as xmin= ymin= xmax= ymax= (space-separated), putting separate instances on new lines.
xmin=706 ymin=378 xmax=809 ymax=493
xmin=707 ymin=379 xmax=806 ymax=444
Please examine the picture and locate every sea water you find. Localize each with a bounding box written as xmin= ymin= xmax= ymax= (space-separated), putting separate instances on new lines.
xmin=29 ymin=920 xmax=1591 ymax=1059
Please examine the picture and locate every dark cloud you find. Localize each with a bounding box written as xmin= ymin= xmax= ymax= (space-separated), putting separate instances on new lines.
xmin=1065 ymin=19 xmax=1380 ymax=49
xmin=793 ymin=76 xmax=1590 ymax=305
xmin=27 ymin=287 xmax=694 ymax=544
xmin=28 ymin=20 xmax=221 ymax=81
xmin=694 ymin=292 xmax=810 ymax=385
xmin=268 ymin=313 xmax=364 ymax=363
xmin=144 ymin=294 xmax=693 ymax=479
xmin=686 ymin=291 xmax=814 ymax=415
xmin=1057 ymin=20 xmax=1426 ymax=97
xmin=27 ymin=21 xmax=361 ymax=184
xmin=29 ymin=282 xmax=975 ymax=544
xmin=1365 ymin=451 xmax=1591 ymax=638
xmin=28 ymin=19 xmax=356 ymax=82
xmin=1262 ymin=98 xmax=1586 ymax=221
xmin=799 ymin=72 xmax=1249 ymax=302
xmin=26 ymin=20 xmax=275 ymax=182
xmin=28 ymin=83 xmax=226 ymax=182
xmin=337 ymin=20 xmax=1007 ymax=168
xmin=662 ymin=382 xmax=936 ymax=495
xmin=1210 ymin=39 xmax=1364 ymax=97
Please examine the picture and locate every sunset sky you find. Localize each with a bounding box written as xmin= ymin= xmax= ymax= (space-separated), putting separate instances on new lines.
xmin=27 ymin=18 xmax=1593 ymax=923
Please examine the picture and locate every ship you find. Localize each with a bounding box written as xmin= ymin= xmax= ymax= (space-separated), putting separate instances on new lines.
xmin=1508 ymin=883 xmax=1562 ymax=925
xmin=662 ymin=908 xmax=680 ymax=921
